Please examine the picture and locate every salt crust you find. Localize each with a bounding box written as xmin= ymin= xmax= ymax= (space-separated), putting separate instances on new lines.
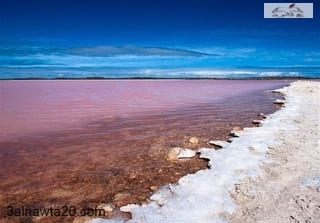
xmin=89 ymin=81 xmax=318 ymax=223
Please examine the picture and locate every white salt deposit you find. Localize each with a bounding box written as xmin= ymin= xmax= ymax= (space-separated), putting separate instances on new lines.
xmin=177 ymin=148 xmax=196 ymax=159
xmin=208 ymin=140 xmax=229 ymax=148
xmin=167 ymin=147 xmax=196 ymax=161
xmin=89 ymin=81 xmax=318 ymax=223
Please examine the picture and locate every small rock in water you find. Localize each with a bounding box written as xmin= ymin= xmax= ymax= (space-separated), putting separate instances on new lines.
xmin=229 ymin=130 xmax=240 ymax=137
xmin=150 ymin=186 xmax=158 ymax=191
xmin=258 ymin=113 xmax=267 ymax=119
xmin=252 ymin=119 xmax=261 ymax=125
xmin=208 ymin=140 xmax=229 ymax=148
xmin=150 ymin=193 xmax=166 ymax=206
xmin=128 ymin=172 xmax=137 ymax=179
xmin=97 ymin=203 xmax=114 ymax=213
xmin=177 ymin=148 xmax=196 ymax=159
xmin=271 ymin=89 xmax=282 ymax=93
xmin=167 ymin=148 xmax=181 ymax=161
xmin=229 ymin=126 xmax=242 ymax=137
xmin=72 ymin=216 xmax=93 ymax=223
xmin=232 ymin=126 xmax=242 ymax=131
xmin=120 ymin=206 xmax=132 ymax=213
xmin=273 ymin=99 xmax=285 ymax=105
xmin=114 ymin=192 xmax=132 ymax=206
xmin=188 ymin=137 xmax=199 ymax=144
xmin=167 ymin=147 xmax=196 ymax=161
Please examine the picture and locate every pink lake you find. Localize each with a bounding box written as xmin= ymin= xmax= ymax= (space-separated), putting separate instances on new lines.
xmin=0 ymin=80 xmax=288 ymax=138
xmin=0 ymin=79 xmax=290 ymax=221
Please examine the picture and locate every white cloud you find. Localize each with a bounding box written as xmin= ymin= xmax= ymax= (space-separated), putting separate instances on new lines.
xmin=65 ymin=45 xmax=217 ymax=57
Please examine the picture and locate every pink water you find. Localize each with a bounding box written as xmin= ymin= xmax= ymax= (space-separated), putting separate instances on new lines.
xmin=0 ymin=80 xmax=288 ymax=138
xmin=0 ymin=79 xmax=290 ymax=221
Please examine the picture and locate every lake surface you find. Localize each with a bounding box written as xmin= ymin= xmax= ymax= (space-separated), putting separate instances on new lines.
xmin=1 ymin=80 xmax=288 ymax=138
xmin=0 ymin=80 xmax=289 ymax=222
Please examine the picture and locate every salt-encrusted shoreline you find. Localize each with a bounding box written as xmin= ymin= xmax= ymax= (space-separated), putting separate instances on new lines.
xmin=90 ymin=80 xmax=320 ymax=223
xmin=227 ymin=81 xmax=320 ymax=223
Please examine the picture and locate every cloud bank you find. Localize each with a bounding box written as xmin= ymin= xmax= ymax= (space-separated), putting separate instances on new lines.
xmin=65 ymin=46 xmax=216 ymax=57
xmin=0 ymin=42 xmax=319 ymax=68
xmin=0 ymin=43 xmax=216 ymax=57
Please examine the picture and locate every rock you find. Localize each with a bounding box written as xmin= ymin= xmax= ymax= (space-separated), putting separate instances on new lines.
xmin=167 ymin=147 xmax=196 ymax=161
xmin=72 ymin=216 xmax=93 ymax=223
xmin=120 ymin=205 xmax=132 ymax=213
xmin=150 ymin=193 xmax=166 ymax=206
xmin=232 ymin=126 xmax=242 ymax=131
xmin=141 ymin=199 xmax=151 ymax=205
xmin=252 ymin=119 xmax=261 ymax=125
xmin=271 ymin=89 xmax=282 ymax=93
xmin=188 ymin=137 xmax=199 ymax=144
xmin=167 ymin=148 xmax=181 ymax=161
xmin=177 ymin=148 xmax=196 ymax=159
xmin=208 ymin=140 xmax=229 ymax=148
xmin=229 ymin=126 xmax=242 ymax=137
xmin=258 ymin=113 xmax=267 ymax=119
xmin=97 ymin=203 xmax=114 ymax=212
xmin=229 ymin=130 xmax=240 ymax=137
xmin=273 ymin=99 xmax=285 ymax=105
xmin=50 ymin=189 xmax=74 ymax=198
xmin=128 ymin=172 xmax=137 ymax=179
xmin=137 ymin=195 xmax=147 ymax=200
xmin=36 ymin=171 xmax=44 ymax=176
xmin=150 ymin=186 xmax=158 ymax=191
xmin=114 ymin=192 xmax=132 ymax=206
xmin=33 ymin=216 xmax=46 ymax=222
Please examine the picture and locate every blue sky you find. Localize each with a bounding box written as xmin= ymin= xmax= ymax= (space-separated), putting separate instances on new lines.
xmin=0 ymin=0 xmax=319 ymax=74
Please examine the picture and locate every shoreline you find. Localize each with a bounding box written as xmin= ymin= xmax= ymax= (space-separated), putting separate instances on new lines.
xmin=90 ymin=80 xmax=320 ymax=223
xmin=1 ymin=77 xmax=319 ymax=81
xmin=228 ymin=81 xmax=320 ymax=222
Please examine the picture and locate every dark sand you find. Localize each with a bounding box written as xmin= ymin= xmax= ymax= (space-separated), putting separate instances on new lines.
xmin=0 ymin=80 xmax=288 ymax=222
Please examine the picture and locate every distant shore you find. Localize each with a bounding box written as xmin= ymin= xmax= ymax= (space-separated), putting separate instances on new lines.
xmin=1 ymin=76 xmax=319 ymax=80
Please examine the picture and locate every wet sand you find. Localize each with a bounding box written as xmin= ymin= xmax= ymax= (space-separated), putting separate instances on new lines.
xmin=0 ymin=80 xmax=288 ymax=222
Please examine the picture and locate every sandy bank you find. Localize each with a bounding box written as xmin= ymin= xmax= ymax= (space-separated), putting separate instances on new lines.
xmin=228 ymin=81 xmax=320 ymax=223
xmin=90 ymin=80 xmax=320 ymax=223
